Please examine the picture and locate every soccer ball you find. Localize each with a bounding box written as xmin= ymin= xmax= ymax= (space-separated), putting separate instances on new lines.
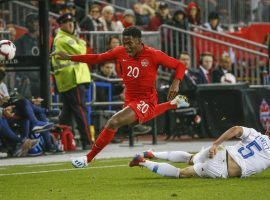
xmin=0 ymin=40 xmax=16 ymax=61
xmin=220 ymin=73 xmax=236 ymax=84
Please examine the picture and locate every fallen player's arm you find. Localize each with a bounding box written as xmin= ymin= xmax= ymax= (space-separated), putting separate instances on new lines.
xmin=209 ymin=126 xmax=243 ymax=158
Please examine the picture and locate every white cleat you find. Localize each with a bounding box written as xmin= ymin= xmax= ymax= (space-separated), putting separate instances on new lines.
xmin=71 ymin=156 xmax=88 ymax=168
xmin=170 ymin=95 xmax=190 ymax=108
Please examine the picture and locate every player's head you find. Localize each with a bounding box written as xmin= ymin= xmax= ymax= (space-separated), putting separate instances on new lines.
xmin=179 ymin=51 xmax=190 ymax=68
xmin=122 ymin=26 xmax=142 ymax=57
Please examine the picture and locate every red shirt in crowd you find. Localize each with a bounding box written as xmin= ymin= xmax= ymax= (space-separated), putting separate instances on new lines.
xmin=71 ymin=45 xmax=186 ymax=102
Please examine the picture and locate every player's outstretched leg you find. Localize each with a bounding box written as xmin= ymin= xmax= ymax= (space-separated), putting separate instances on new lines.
xmin=71 ymin=128 xmax=117 ymax=168
xmin=71 ymin=107 xmax=138 ymax=168
xmin=143 ymin=150 xmax=192 ymax=163
xmin=129 ymin=155 xmax=180 ymax=178
xmin=144 ymin=95 xmax=189 ymax=123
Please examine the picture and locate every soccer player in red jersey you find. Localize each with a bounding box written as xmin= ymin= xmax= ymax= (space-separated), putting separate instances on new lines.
xmin=51 ymin=26 xmax=189 ymax=168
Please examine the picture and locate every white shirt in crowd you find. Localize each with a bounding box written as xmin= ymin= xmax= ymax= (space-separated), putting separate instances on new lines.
xmin=0 ymin=82 xmax=9 ymax=99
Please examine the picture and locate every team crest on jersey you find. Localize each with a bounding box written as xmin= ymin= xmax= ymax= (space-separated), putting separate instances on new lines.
xmin=68 ymin=40 xmax=75 ymax=45
xmin=141 ymin=59 xmax=149 ymax=67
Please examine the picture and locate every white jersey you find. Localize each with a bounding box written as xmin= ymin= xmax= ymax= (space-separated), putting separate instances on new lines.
xmin=226 ymin=127 xmax=270 ymax=177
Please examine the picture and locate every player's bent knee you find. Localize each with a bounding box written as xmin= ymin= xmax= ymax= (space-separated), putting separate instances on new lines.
xmin=106 ymin=117 xmax=121 ymax=130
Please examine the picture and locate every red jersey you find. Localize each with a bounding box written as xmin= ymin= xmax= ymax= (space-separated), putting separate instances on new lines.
xmin=71 ymin=45 xmax=186 ymax=101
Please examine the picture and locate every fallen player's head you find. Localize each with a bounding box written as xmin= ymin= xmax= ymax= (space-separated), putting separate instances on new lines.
xmin=122 ymin=26 xmax=142 ymax=57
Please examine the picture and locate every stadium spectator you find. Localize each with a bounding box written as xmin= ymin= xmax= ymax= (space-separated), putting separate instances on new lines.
xmin=0 ymin=113 xmax=39 ymax=157
xmin=15 ymin=13 xmax=40 ymax=56
xmin=212 ymin=52 xmax=236 ymax=84
xmin=56 ymin=1 xmax=84 ymax=35
xmin=186 ymin=2 xmax=200 ymax=27
xmin=0 ymin=67 xmax=54 ymax=134
xmin=51 ymin=26 xmax=189 ymax=168
xmin=132 ymin=2 xmax=150 ymax=28
xmin=130 ymin=126 xmax=270 ymax=179
xmin=169 ymin=9 xmax=188 ymax=56
xmin=51 ymin=13 xmax=92 ymax=150
xmin=0 ymin=19 xmax=6 ymax=31
xmin=170 ymin=9 xmax=188 ymax=30
xmin=121 ymin=9 xmax=136 ymax=29
xmin=4 ymin=25 xmax=17 ymax=92
xmin=148 ymin=2 xmax=172 ymax=31
xmin=257 ymin=0 xmax=270 ymax=22
xmin=166 ymin=52 xmax=199 ymax=140
xmin=203 ymin=11 xmax=224 ymax=32
xmin=99 ymin=6 xmax=123 ymax=31
xmin=60 ymin=0 xmax=85 ymax=23
xmin=195 ymin=52 xmax=214 ymax=84
xmin=80 ymin=3 xmax=104 ymax=31
xmin=14 ymin=13 xmax=41 ymax=97
xmin=141 ymin=0 xmax=159 ymax=17
xmin=95 ymin=62 xmax=123 ymax=104
xmin=5 ymin=26 xmax=16 ymax=42
xmin=107 ymin=35 xmax=120 ymax=51
xmin=178 ymin=52 xmax=197 ymax=95
xmin=106 ymin=36 xmax=122 ymax=78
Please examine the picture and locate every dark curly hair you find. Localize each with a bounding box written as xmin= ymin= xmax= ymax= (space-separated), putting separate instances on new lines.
xmin=122 ymin=26 xmax=142 ymax=38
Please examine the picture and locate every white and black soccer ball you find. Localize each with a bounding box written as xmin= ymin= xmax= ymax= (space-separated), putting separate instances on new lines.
xmin=220 ymin=73 xmax=236 ymax=84
xmin=0 ymin=40 xmax=16 ymax=61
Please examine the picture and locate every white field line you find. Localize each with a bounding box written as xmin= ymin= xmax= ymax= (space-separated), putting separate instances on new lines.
xmin=0 ymin=164 xmax=127 ymax=177
xmin=26 ymin=163 xmax=65 ymax=168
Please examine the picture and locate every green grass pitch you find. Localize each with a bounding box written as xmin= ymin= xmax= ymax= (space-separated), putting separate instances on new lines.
xmin=0 ymin=158 xmax=270 ymax=200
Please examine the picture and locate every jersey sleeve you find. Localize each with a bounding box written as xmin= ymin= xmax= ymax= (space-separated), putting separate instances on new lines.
xmin=239 ymin=126 xmax=261 ymax=141
xmin=154 ymin=50 xmax=186 ymax=80
xmin=71 ymin=48 xmax=118 ymax=64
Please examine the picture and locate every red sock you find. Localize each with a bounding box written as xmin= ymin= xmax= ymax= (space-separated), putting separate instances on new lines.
xmin=144 ymin=101 xmax=176 ymax=122
xmin=86 ymin=128 xmax=117 ymax=163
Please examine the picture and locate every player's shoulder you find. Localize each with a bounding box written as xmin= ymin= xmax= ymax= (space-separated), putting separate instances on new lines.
xmin=113 ymin=46 xmax=126 ymax=52
xmin=144 ymin=45 xmax=158 ymax=53
xmin=240 ymin=126 xmax=262 ymax=139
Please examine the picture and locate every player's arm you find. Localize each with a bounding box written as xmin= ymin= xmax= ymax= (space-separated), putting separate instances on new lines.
xmin=154 ymin=50 xmax=186 ymax=100
xmin=50 ymin=49 xmax=117 ymax=65
xmin=209 ymin=126 xmax=243 ymax=158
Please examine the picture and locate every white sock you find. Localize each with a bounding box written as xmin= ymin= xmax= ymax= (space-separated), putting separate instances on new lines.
xmin=153 ymin=151 xmax=192 ymax=163
xmin=140 ymin=160 xmax=180 ymax=178
xmin=193 ymin=146 xmax=211 ymax=164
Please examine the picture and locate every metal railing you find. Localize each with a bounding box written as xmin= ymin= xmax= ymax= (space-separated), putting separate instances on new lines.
xmin=78 ymin=31 xmax=161 ymax=53
xmin=0 ymin=1 xmax=59 ymax=28
xmin=108 ymin=0 xmax=187 ymax=10
xmin=160 ymin=24 xmax=269 ymax=85
xmin=189 ymin=24 xmax=268 ymax=51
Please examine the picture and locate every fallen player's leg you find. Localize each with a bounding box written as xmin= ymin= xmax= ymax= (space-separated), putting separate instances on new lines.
xmin=143 ymin=149 xmax=192 ymax=163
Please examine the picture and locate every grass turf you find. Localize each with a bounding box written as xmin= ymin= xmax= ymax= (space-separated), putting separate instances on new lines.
xmin=0 ymin=158 xmax=270 ymax=200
